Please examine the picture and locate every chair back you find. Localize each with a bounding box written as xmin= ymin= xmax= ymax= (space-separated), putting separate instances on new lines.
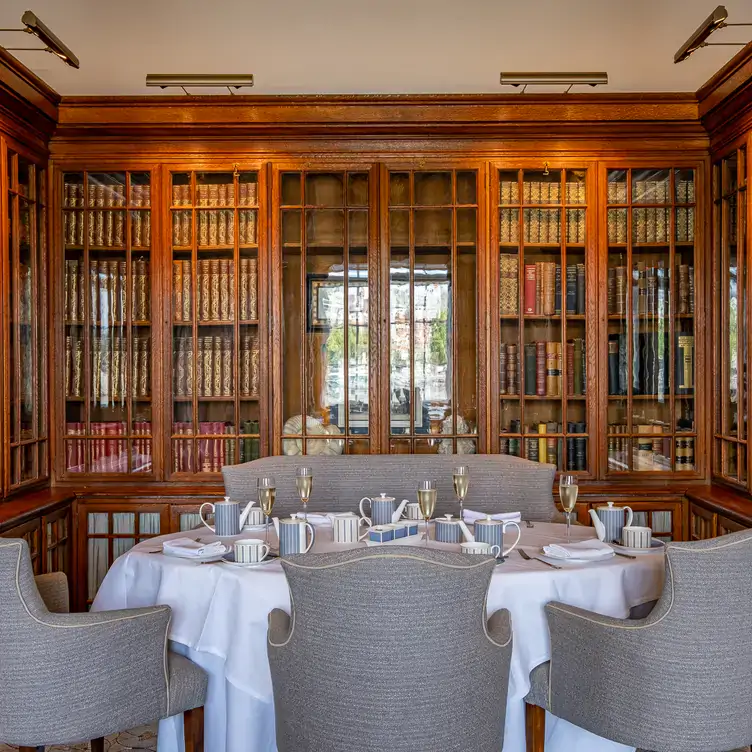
xmin=268 ymin=546 xmax=511 ymax=752
xmin=224 ymin=453 xmax=557 ymax=520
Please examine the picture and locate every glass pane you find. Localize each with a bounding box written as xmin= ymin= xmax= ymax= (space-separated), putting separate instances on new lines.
xmin=306 ymin=173 xmax=343 ymax=206
xmin=457 ymin=243 xmax=477 ymax=435
xmin=499 ymin=171 xmax=520 ymax=205
xmin=389 ymin=173 xmax=410 ymax=206
xmin=138 ymin=512 xmax=161 ymax=536
xmin=88 ymin=173 xmax=126 ymax=208
xmin=239 ymin=172 xmax=258 ymax=206
xmin=414 ymin=172 xmax=451 ymax=205
xmin=566 ymin=170 xmax=587 ymax=204
xmin=632 ymin=169 xmax=670 ymax=204
xmin=347 ymin=173 xmax=369 ymax=207
xmin=17 ymin=156 xmax=31 ymax=198
xmin=523 ymin=170 xmax=562 ymax=205
xmin=456 ymin=172 xmax=477 ymax=205
xmin=196 ymin=172 xmax=234 ymax=207
xmin=390 ymin=249 xmax=411 ymax=435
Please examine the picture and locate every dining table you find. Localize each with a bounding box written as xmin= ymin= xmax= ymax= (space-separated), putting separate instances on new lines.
xmin=92 ymin=517 xmax=665 ymax=752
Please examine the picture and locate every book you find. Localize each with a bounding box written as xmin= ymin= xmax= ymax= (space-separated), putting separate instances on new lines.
xmin=575 ymin=264 xmax=585 ymax=315
xmin=573 ymin=338 xmax=584 ymax=395
xmin=566 ymin=265 xmax=577 ymax=314
xmin=566 ymin=340 xmax=575 ymax=395
xmin=535 ymin=341 xmax=546 ymax=396
xmin=608 ymin=334 xmax=620 ymax=395
xmin=524 ymin=265 xmax=536 ymax=314
xmin=506 ymin=343 xmax=518 ymax=395
xmin=542 ymin=262 xmax=556 ymax=316
xmin=499 ymin=254 xmax=519 ymax=315
xmin=554 ymin=264 xmax=562 ymax=315
xmin=675 ymin=333 xmax=694 ymax=394
xmin=538 ymin=423 xmax=547 ymax=465
xmin=524 ymin=343 xmax=536 ymax=396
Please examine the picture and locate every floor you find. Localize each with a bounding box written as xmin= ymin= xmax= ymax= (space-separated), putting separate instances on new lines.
xmin=0 ymin=725 xmax=157 ymax=750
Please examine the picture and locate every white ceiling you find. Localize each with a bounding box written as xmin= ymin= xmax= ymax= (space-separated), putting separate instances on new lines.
xmin=1 ymin=0 xmax=750 ymax=96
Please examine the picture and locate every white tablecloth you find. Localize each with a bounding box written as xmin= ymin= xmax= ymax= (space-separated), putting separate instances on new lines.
xmin=92 ymin=521 xmax=664 ymax=752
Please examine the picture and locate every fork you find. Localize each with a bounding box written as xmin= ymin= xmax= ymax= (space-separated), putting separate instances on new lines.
xmin=518 ymin=548 xmax=562 ymax=569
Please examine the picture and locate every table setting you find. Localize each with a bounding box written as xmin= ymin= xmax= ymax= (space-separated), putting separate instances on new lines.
xmin=92 ymin=467 xmax=666 ymax=752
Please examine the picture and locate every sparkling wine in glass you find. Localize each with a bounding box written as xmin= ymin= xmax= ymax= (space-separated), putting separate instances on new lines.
xmin=258 ymin=476 xmax=277 ymax=546
xmin=417 ymin=480 xmax=437 ymax=548
xmin=296 ymin=467 xmax=313 ymax=525
xmin=559 ymin=474 xmax=579 ymax=543
xmin=453 ymin=466 xmax=469 ymax=523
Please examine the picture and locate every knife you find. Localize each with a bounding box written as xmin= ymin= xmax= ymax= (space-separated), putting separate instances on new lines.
xmin=518 ymin=548 xmax=562 ymax=569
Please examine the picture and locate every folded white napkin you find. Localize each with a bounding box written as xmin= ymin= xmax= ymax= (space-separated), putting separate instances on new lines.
xmin=542 ymin=540 xmax=614 ymax=561
xmin=464 ymin=510 xmax=522 ymax=523
xmin=291 ymin=512 xmax=332 ymax=526
xmin=162 ymin=538 xmax=226 ymax=557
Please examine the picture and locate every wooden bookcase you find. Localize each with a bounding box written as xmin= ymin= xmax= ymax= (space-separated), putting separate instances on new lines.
xmin=712 ymin=145 xmax=749 ymax=490
xmin=2 ymin=138 xmax=49 ymax=494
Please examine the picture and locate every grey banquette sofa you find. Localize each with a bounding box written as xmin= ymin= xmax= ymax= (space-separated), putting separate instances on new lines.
xmin=223 ymin=453 xmax=560 ymax=520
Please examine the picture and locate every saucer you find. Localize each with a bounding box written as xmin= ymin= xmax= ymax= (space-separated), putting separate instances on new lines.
xmin=610 ymin=539 xmax=665 ymax=556
xmin=221 ymin=551 xmax=277 ymax=568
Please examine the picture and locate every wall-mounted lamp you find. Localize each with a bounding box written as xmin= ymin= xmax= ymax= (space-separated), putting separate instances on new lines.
xmin=145 ymin=74 xmax=254 ymax=94
xmin=0 ymin=11 xmax=79 ymax=69
xmin=499 ymin=72 xmax=608 ymax=93
xmin=674 ymin=5 xmax=752 ymax=63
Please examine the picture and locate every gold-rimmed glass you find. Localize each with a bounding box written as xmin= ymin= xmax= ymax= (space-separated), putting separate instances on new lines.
xmin=453 ymin=466 xmax=469 ymax=522
xmin=559 ymin=473 xmax=578 ymax=543
xmin=258 ymin=476 xmax=276 ymax=546
xmin=296 ymin=466 xmax=313 ymax=525
xmin=417 ymin=480 xmax=437 ymax=547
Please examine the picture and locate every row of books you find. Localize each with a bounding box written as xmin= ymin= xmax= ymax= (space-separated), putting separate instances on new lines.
xmin=498 ymin=259 xmax=587 ymax=316
xmin=607 ymin=179 xmax=695 ymax=205
xmin=171 ymin=210 xmax=258 ymax=247
xmin=172 ymin=258 xmax=258 ymax=323
xmin=64 ymin=182 xmax=151 ymax=209
xmin=499 ymin=180 xmax=586 ymax=205
xmin=607 ymin=433 xmax=695 ymax=471
xmin=64 ymin=259 xmax=150 ymax=323
xmin=64 ymin=421 xmax=152 ymax=473
xmin=607 ymin=262 xmax=695 ymax=316
xmin=607 ymin=332 xmax=694 ymax=395
xmin=171 ymin=182 xmax=258 ymax=208
xmin=64 ymin=210 xmax=151 ymax=249
xmin=64 ymin=334 xmax=151 ymax=400
xmin=499 ymin=434 xmax=588 ymax=470
xmin=172 ymin=420 xmax=261 ymax=472
xmin=501 ymin=420 xmax=587 ymax=434
xmin=173 ymin=333 xmax=260 ymax=398
xmin=606 ymin=207 xmax=695 ymax=245
xmin=498 ymin=208 xmax=586 ymax=245
xmin=499 ymin=339 xmax=586 ymax=396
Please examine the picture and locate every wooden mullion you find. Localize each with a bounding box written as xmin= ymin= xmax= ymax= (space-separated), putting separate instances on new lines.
xmin=626 ymin=169 xmax=634 ymax=469
xmin=300 ymin=171 xmax=307 ymax=453
xmin=668 ymin=168 xmax=676 ymax=472
xmin=408 ymin=170 xmax=415 ymax=449
xmin=561 ymin=170 xmax=567 ymax=473
xmin=232 ymin=168 xmax=239 ymax=466
xmin=190 ymin=172 xmax=198 ymax=471
xmin=451 ymin=169 xmax=458 ymax=445
xmin=518 ymin=168 xmax=524 ymax=452
xmin=125 ymin=171 xmax=133 ymax=472
xmin=343 ymin=171 xmax=350 ymax=447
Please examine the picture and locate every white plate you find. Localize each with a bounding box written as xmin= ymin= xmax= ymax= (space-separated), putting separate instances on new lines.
xmin=610 ymin=539 xmax=665 ymax=556
xmin=538 ymin=552 xmax=615 ymax=565
xmin=162 ymin=545 xmax=228 ymax=563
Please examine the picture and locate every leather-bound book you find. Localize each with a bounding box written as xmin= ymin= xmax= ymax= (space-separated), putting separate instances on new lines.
xmin=566 ymin=264 xmax=577 ymax=314
xmin=573 ymin=338 xmax=584 ymax=395
xmin=526 ymin=437 xmax=539 ymax=463
xmin=173 ymin=261 xmax=183 ymax=321
xmin=545 ymin=341 xmax=559 ymax=396
xmin=538 ymin=423 xmax=547 ymax=465
xmin=524 ymin=343 xmax=536 ymax=396
xmin=554 ymin=263 xmax=562 ymax=315
xmin=219 ymin=259 xmax=230 ymax=321
xmin=536 ymin=341 xmax=546 ymax=396
xmin=566 ymin=340 xmax=575 ymax=396
xmin=524 ymin=264 xmax=536 ymax=314
xmin=608 ymin=334 xmax=620 ymax=395
xmin=506 ymin=343 xmax=518 ymax=395
xmin=182 ymin=260 xmax=192 ymax=322
xmin=675 ymin=333 xmax=694 ymax=394
xmin=199 ymin=260 xmax=210 ymax=321
xmin=543 ymin=262 xmax=556 ymax=316
xmin=499 ymin=344 xmax=507 ymax=394
xmin=499 ymin=254 xmax=518 ymax=315
xmin=575 ymin=264 xmax=585 ymax=315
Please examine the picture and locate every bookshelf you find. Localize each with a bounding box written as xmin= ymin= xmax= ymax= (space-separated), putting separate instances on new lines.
xmin=713 ymin=147 xmax=748 ymax=489
xmin=494 ymin=167 xmax=591 ymax=473
xmin=4 ymin=147 xmax=49 ymax=492
xmin=384 ymin=167 xmax=481 ymax=454
xmin=169 ymin=168 xmax=266 ymax=477
xmin=605 ymin=167 xmax=699 ymax=475
xmin=274 ymin=167 xmax=375 ymax=455
xmin=62 ymin=171 xmax=154 ymax=476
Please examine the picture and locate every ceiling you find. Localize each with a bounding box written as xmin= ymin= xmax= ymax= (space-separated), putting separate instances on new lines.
xmin=1 ymin=0 xmax=750 ymax=97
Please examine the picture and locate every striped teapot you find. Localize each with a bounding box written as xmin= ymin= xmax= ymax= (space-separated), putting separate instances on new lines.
xmin=589 ymin=502 xmax=633 ymax=544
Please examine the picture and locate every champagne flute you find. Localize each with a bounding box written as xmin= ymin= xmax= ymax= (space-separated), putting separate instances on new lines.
xmin=258 ymin=476 xmax=276 ymax=547
xmin=296 ymin=467 xmax=313 ymax=525
xmin=453 ymin=466 xmax=469 ymax=523
xmin=559 ymin=474 xmax=578 ymax=543
xmin=417 ymin=480 xmax=437 ymax=548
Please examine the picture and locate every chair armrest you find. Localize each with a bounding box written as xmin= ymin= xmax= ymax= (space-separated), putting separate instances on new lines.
xmin=486 ymin=608 xmax=512 ymax=648
xmin=268 ymin=608 xmax=292 ymax=647
xmin=543 ymin=600 xmax=665 ymax=744
xmin=35 ymin=572 xmax=69 ymax=613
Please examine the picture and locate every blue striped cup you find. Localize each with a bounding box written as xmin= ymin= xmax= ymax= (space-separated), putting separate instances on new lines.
xmin=278 ymin=518 xmax=315 ymax=556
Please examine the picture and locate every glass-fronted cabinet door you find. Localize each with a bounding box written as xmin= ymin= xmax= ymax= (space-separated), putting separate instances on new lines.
xmin=4 ymin=146 xmax=49 ymax=491
xmin=169 ymin=167 xmax=266 ymax=476
xmin=62 ymin=170 xmax=154 ymax=476
xmin=713 ymin=148 xmax=748 ymax=488
xmin=494 ymin=167 xmax=591 ymax=473
xmin=274 ymin=167 xmax=375 ymax=455
xmin=605 ymin=166 xmax=700 ymax=475
xmin=386 ymin=167 xmax=481 ymax=454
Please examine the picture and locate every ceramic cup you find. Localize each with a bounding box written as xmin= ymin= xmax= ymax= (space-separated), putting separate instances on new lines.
xmin=234 ymin=538 xmax=269 ymax=564
xmin=622 ymin=525 xmax=652 ymax=549
xmin=242 ymin=506 xmax=266 ymax=528
xmin=435 ymin=515 xmax=462 ymax=544
xmin=359 ymin=494 xmax=396 ymax=527
xmin=461 ymin=541 xmax=501 ymax=557
xmin=278 ymin=517 xmax=315 ymax=556
xmin=199 ymin=499 xmax=240 ymax=537
xmin=332 ymin=513 xmax=363 ymax=544
xmin=404 ymin=502 xmax=422 ymax=520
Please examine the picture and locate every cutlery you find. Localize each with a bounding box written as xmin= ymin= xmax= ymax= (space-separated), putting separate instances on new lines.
xmin=518 ymin=548 xmax=562 ymax=569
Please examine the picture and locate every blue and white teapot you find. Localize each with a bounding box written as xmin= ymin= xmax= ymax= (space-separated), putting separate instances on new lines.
xmin=589 ymin=501 xmax=634 ymax=544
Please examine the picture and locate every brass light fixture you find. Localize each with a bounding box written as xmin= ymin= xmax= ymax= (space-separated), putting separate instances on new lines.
xmin=674 ymin=5 xmax=752 ymax=63
xmin=145 ymin=74 xmax=254 ymax=94
xmin=499 ymin=72 xmax=608 ymax=93
xmin=0 ymin=10 xmax=79 ymax=68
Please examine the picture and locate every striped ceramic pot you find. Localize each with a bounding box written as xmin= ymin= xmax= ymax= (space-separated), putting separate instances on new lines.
xmin=278 ymin=517 xmax=315 ymax=556
xmin=435 ymin=516 xmax=462 ymax=544
xmin=594 ymin=502 xmax=634 ymax=545
xmin=199 ymin=498 xmax=241 ymax=537
xmin=474 ymin=517 xmax=521 ymax=556
xmin=359 ymin=494 xmax=396 ymax=527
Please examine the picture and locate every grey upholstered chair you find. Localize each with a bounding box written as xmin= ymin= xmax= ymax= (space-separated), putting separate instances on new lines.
xmin=268 ymin=546 xmax=513 ymax=752
xmin=524 ymin=529 xmax=752 ymax=752
xmin=0 ymin=538 xmax=208 ymax=752
xmin=225 ymin=453 xmax=559 ymax=520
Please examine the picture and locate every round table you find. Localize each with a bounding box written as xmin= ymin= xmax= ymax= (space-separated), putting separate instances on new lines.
xmin=92 ymin=520 xmax=665 ymax=752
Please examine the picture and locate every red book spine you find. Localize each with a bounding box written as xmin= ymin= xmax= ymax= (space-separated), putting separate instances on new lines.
xmin=524 ymin=264 xmax=537 ymax=314
xmin=77 ymin=423 xmax=85 ymax=471
xmin=566 ymin=341 xmax=575 ymax=396
xmin=91 ymin=423 xmax=100 ymax=471
xmin=105 ymin=422 xmax=118 ymax=472
xmin=536 ymin=341 xmax=546 ymax=396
